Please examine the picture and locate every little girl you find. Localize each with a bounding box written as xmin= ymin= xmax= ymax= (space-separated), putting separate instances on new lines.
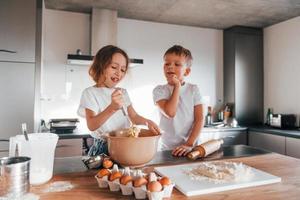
xmin=78 ymin=45 xmax=160 ymax=156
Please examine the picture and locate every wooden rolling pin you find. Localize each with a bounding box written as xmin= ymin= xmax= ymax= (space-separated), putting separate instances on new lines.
xmin=187 ymin=139 xmax=224 ymax=160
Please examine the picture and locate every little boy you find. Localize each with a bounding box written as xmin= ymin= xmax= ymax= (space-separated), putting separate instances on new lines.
xmin=153 ymin=45 xmax=204 ymax=156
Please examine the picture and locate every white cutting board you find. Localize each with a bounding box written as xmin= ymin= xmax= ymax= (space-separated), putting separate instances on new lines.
xmin=155 ymin=162 xmax=281 ymax=196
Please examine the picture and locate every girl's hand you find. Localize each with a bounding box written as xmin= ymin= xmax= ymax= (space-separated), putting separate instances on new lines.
xmin=172 ymin=144 xmax=193 ymax=157
xmin=110 ymin=89 xmax=124 ymax=111
xmin=145 ymin=120 xmax=161 ymax=135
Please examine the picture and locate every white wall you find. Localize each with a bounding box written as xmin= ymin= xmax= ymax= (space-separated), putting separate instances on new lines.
xmin=117 ymin=18 xmax=223 ymax=121
xmin=42 ymin=9 xmax=91 ymax=130
xmin=264 ymin=16 xmax=300 ymax=124
xmin=42 ymin=9 xmax=223 ymax=130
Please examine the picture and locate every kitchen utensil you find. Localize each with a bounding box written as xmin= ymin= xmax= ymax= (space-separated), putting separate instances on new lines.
xmin=231 ymin=118 xmax=238 ymax=127
xmin=21 ymin=123 xmax=29 ymax=141
xmin=188 ymin=139 xmax=224 ymax=160
xmin=82 ymin=154 xmax=108 ymax=169
xmin=0 ymin=156 xmax=31 ymax=198
xmin=9 ymin=133 xmax=58 ymax=185
xmin=121 ymin=106 xmax=133 ymax=126
xmin=107 ymin=129 xmax=160 ymax=167
xmin=270 ymin=114 xmax=296 ymax=129
xmin=114 ymin=87 xmax=133 ymax=126
xmin=49 ymin=118 xmax=79 ymax=133
xmin=121 ymin=106 xmax=127 ymax=116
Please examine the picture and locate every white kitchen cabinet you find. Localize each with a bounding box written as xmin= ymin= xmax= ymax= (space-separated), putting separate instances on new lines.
xmin=199 ymin=129 xmax=247 ymax=146
xmin=0 ymin=0 xmax=36 ymax=62
xmin=286 ymin=137 xmax=300 ymax=159
xmin=55 ymin=139 xmax=83 ymax=157
xmin=248 ymin=131 xmax=285 ymax=155
xmin=217 ymin=130 xmax=247 ymax=146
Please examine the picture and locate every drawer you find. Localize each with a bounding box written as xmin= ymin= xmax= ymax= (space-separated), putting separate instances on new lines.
xmin=55 ymin=139 xmax=82 ymax=157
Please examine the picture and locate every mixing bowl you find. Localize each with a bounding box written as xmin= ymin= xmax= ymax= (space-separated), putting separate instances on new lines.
xmin=107 ymin=129 xmax=160 ymax=167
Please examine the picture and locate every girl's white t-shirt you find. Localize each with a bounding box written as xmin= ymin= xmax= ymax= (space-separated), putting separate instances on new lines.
xmin=77 ymin=86 xmax=131 ymax=139
xmin=153 ymin=83 xmax=204 ymax=150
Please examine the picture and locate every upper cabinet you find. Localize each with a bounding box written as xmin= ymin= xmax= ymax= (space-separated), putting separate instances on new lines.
xmin=224 ymin=26 xmax=263 ymax=125
xmin=0 ymin=0 xmax=36 ymax=63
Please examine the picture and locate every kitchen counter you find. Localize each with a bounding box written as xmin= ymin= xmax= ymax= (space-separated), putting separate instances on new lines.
xmin=51 ymin=126 xmax=300 ymax=141
xmin=147 ymin=144 xmax=269 ymax=166
xmin=249 ymin=125 xmax=300 ymax=139
xmin=54 ymin=127 xmax=248 ymax=140
xmin=202 ymin=126 xmax=248 ymax=132
xmin=52 ymin=130 xmax=91 ymax=140
xmin=30 ymin=150 xmax=300 ymax=200
xmin=51 ymin=145 xmax=269 ymax=175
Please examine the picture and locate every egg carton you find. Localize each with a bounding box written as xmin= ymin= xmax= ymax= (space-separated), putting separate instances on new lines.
xmin=95 ymin=167 xmax=174 ymax=199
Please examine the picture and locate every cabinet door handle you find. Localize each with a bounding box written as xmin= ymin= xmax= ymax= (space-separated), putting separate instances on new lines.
xmin=0 ymin=49 xmax=17 ymax=53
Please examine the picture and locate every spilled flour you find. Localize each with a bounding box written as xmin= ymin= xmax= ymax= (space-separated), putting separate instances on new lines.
xmin=184 ymin=161 xmax=254 ymax=183
xmin=43 ymin=181 xmax=75 ymax=193
xmin=0 ymin=181 xmax=74 ymax=200
xmin=0 ymin=193 xmax=40 ymax=200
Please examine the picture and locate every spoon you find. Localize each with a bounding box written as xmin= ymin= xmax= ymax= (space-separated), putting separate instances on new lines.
xmin=114 ymin=87 xmax=133 ymax=126
xmin=21 ymin=123 xmax=29 ymax=141
xmin=121 ymin=106 xmax=133 ymax=127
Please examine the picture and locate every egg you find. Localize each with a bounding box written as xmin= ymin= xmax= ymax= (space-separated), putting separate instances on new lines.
xmin=159 ymin=176 xmax=171 ymax=186
xmin=133 ymin=177 xmax=148 ymax=187
xmin=147 ymin=181 xmax=163 ymax=192
xmin=109 ymin=171 xmax=122 ymax=181
xmin=97 ymin=168 xmax=110 ymax=178
xmin=120 ymin=175 xmax=133 ymax=185
xmin=102 ymin=159 xmax=113 ymax=169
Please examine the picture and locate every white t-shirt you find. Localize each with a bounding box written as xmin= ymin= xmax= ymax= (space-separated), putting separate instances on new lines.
xmin=77 ymin=86 xmax=131 ymax=139
xmin=153 ymin=83 xmax=203 ymax=150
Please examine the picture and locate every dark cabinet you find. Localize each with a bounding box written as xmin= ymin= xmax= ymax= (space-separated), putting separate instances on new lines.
xmin=0 ymin=0 xmax=37 ymax=62
xmin=224 ymin=26 xmax=263 ymax=125
xmin=249 ymin=131 xmax=285 ymax=155
xmin=286 ymin=137 xmax=300 ymax=159
xmin=0 ymin=0 xmax=42 ymax=145
xmin=0 ymin=62 xmax=35 ymax=141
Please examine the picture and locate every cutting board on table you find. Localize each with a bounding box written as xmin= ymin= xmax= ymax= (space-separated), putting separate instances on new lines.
xmin=154 ymin=162 xmax=281 ymax=196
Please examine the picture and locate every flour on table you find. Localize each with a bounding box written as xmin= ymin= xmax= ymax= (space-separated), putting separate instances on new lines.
xmin=0 ymin=193 xmax=40 ymax=200
xmin=183 ymin=161 xmax=253 ymax=183
xmin=42 ymin=181 xmax=75 ymax=193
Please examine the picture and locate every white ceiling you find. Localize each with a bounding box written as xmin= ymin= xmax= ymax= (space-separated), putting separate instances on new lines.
xmin=44 ymin=0 xmax=300 ymax=29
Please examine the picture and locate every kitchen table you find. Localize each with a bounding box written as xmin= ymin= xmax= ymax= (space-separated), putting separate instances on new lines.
xmin=30 ymin=147 xmax=300 ymax=200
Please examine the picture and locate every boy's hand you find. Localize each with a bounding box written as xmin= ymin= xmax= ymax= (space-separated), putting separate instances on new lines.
xmin=167 ymin=74 xmax=180 ymax=87
xmin=110 ymin=89 xmax=124 ymax=111
xmin=145 ymin=120 xmax=161 ymax=135
xmin=172 ymin=144 xmax=193 ymax=157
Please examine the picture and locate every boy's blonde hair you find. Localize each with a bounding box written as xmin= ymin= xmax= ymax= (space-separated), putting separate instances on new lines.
xmin=89 ymin=45 xmax=129 ymax=83
xmin=164 ymin=45 xmax=193 ymax=67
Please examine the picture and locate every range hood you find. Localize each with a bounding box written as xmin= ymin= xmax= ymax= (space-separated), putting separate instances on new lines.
xmin=67 ymin=8 xmax=143 ymax=67
xmin=67 ymin=54 xmax=143 ymax=67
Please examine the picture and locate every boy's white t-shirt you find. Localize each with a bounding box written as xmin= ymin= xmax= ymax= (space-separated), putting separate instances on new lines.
xmin=77 ymin=86 xmax=131 ymax=139
xmin=153 ymin=83 xmax=203 ymax=150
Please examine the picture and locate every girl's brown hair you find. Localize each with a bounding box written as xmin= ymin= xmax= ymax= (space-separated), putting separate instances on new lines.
xmin=164 ymin=45 xmax=193 ymax=67
xmin=89 ymin=45 xmax=129 ymax=83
